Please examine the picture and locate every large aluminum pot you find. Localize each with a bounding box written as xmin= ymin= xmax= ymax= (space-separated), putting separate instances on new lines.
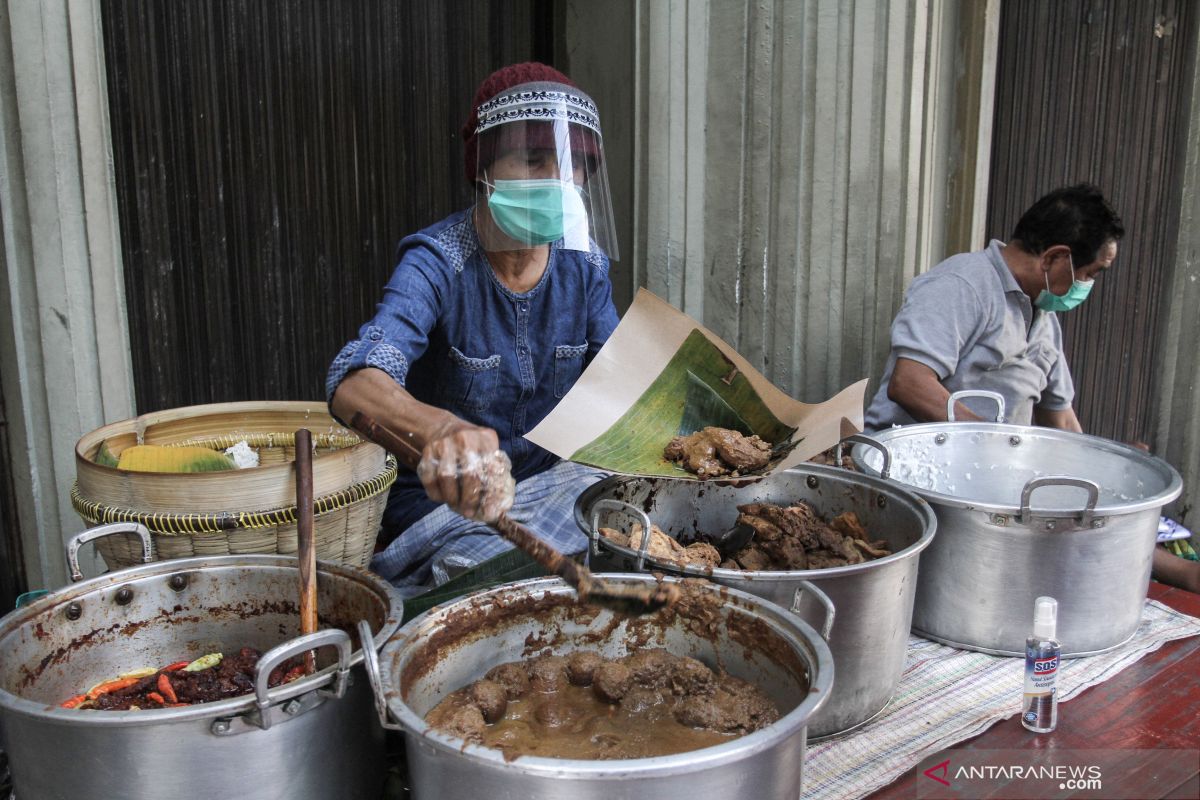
xmin=853 ymin=405 xmax=1183 ymax=656
xmin=575 ymin=465 xmax=936 ymax=739
xmin=0 ymin=523 xmax=403 ymax=800
xmin=361 ymin=574 xmax=833 ymax=800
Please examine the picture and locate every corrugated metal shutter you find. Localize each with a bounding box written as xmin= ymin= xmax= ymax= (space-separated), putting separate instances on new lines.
xmin=986 ymin=0 xmax=1198 ymax=445
xmin=102 ymin=0 xmax=554 ymax=412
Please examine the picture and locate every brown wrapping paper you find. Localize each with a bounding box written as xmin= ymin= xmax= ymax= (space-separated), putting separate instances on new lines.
xmin=526 ymin=289 xmax=867 ymax=479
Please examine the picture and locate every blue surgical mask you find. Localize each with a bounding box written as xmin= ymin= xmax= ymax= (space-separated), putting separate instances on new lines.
xmin=1034 ymin=254 xmax=1093 ymax=312
xmin=484 ymin=178 xmax=587 ymax=245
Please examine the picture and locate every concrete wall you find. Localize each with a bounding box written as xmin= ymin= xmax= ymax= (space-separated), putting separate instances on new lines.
xmin=1154 ymin=33 xmax=1200 ymax=522
xmin=612 ymin=0 xmax=998 ymax=404
xmin=0 ymin=0 xmax=133 ymax=589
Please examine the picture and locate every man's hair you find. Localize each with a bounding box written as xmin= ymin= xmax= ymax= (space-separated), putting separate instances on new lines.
xmin=1011 ymin=184 xmax=1125 ymax=266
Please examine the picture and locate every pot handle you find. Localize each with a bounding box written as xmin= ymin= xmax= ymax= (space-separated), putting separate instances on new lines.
xmin=791 ymin=580 xmax=836 ymax=642
xmin=66 ymin=522 xmax=154 ymax=582
xmin=589 ymin=498 xmax=655 ymax=572
xmin=356 ymin=619 xmax=404 ymax=731
xmin=836 ymin=434 xmax=891 ymax=479
xmin=253 ymin=629 xmax=352 ymax=731
xmin=1019 ymin=476 xmax=1101 ymax=527
xmin=947 ymin=390 xmax=1006 ymax=423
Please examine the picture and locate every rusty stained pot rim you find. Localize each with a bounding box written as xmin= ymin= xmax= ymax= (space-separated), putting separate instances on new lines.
xmin=377 ymin=574 xmax=834 ymax=776
xmin=0 ymin=554 xmax=403 ymax=727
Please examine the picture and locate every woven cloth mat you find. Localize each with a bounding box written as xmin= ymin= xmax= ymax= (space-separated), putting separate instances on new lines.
xmin=803 ymin=599 xmax=1200 ymax=800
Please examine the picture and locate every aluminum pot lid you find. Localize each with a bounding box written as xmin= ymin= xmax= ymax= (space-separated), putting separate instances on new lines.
xmin=853 ymin=422 xmax=1182 ymax=516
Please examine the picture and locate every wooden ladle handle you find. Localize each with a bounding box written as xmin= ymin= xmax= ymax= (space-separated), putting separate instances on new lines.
xmin=295 ymin=428 xmax=318 ymax=674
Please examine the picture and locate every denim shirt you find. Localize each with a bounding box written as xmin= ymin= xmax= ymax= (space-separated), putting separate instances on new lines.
xmin=326 ymin=208 xmax=619 ymax=534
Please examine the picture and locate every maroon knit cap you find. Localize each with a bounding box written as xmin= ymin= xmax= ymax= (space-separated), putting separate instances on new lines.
xmin=462 ymin=62 xmax=580 ymax=184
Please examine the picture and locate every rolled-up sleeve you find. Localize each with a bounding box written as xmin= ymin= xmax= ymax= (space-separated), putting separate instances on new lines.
xmin=325 ymin=239 xmax=447 ymax=404
xmin=888 ymin=273 xmax=987 ymax=380
xmin=1037 ymin=315 xmax=1075 ymax=411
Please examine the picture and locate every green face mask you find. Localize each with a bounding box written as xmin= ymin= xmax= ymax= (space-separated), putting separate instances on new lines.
xmin=485 ymin=178 xmax=587 ymax=245
xmin=1034 ymin=255 xmax=1093 ymax=312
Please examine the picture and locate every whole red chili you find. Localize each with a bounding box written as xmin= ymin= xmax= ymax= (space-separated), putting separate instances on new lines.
xmin=156 ymin=673 xmax=178 ymax=704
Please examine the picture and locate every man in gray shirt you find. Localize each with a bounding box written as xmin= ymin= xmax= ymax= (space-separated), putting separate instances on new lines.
xmin=865 ymin=184 xmax=1123 ymax=431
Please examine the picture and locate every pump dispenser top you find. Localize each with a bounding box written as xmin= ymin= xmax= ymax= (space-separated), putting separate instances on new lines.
xmin=1033 ymin=596 xmax=1057 ymax=640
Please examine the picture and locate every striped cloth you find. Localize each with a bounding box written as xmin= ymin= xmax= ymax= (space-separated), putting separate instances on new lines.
xmin=802 ymin=599 xmax=1200 ymax=800
xmin=370 ymin=460 xmax=609 ymax=598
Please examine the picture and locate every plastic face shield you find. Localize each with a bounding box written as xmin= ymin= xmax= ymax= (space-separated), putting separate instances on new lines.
xmin=473 ymin=82 xmax=619 ymax=260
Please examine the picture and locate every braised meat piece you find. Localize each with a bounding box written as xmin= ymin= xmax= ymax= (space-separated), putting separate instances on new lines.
xmin=669 ymin=657 xmax=716 ymax=697
xmin=622 ymin=649 xmax=675 ymax=688
xmin=851 ymin=538 xmax=892 ymax=559
xmin=726 ymin=503 xmax=890 ymax=572
xmin=829 ymin=510 xmax=868 ymax=539
xmin=674 ymin=674 xmax=780 ymax=734
xmin=731 ymin=545 xmax=774 ymax=571
xmin=467 ymin=679 xmax=509 ymax=723
xmin=486 ymin=662 xmax=531 ymax=699
xmin=709 ymin=428 xmax=773 ymax=472
xmin=567 ymin=651 xmax=604 ymax=687
xmin=737 ymin=503 xmax=822 ymax=551
xmin=601 ymin=524 xmax=723 ymax=569
xmin=628 ymin=523 xmax=689 ymax=562
xmin=805 ymin=550 xmax=852 ymax=569
xmin=664 ymin=427 xmax=771 ymax=478
xmin=592 ymin=661 xmax=634 ymax=703
xmin=621 ymin=686 xmax=667 ymax=715
xmin=527 ymin=655 xmax=570 ymax=693
xmin=427 ymin=702 xmax=487 ymax=744
xmin=683 ymin=542 xmax=722 ymax=567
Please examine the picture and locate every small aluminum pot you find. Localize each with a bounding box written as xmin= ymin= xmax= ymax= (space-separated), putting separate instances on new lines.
xmin=574 ymin=464 xmax=935 ymax=739
xmin=853 ymin=393 xmax=1183 ymax=656
xmin=361 ymin=575 xmax=834 ymax=800
xmin=0 ymin=523 xmax=403 ymax=800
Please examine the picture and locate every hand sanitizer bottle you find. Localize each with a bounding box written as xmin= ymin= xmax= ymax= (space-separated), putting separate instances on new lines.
xmin=1021 ymin=596 xmax=1060 ymax=733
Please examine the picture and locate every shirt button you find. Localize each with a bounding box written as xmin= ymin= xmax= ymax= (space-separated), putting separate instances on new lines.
xmin=368 ymin=329 xmax=382 ymax=342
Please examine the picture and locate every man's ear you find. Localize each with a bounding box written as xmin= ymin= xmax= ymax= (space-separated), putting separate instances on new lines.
xmin=1040 ymin=244 xmax=1072 ymax=272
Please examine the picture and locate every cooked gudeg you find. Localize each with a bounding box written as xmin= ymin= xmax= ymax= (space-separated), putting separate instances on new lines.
xmin=425 ymin=648 xmax=780 ymax=760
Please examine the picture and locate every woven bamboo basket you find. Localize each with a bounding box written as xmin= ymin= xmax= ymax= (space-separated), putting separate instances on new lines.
xmin=72 ymin=401 xmax=398 ymax=570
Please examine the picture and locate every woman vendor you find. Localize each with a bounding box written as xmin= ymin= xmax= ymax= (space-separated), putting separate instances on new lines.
xmin=327 ymin=63 xmax=620 ymax=596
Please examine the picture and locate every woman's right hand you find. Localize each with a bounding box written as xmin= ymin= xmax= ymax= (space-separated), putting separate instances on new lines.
xmin=416 ymin=421 xmax=516 ymax=523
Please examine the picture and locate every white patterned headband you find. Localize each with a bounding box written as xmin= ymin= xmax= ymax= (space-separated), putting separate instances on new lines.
xmin=474 ymin=81 xmax=601 ymax=136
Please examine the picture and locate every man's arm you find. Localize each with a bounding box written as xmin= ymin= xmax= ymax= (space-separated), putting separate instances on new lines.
xmin=1152 ymin=547 xmax=1200 ymax=594
xmin=1033 ymin=405 xmax=1083 ymax=432
xmin=888 ymin=358 xmax=983 ymax=423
